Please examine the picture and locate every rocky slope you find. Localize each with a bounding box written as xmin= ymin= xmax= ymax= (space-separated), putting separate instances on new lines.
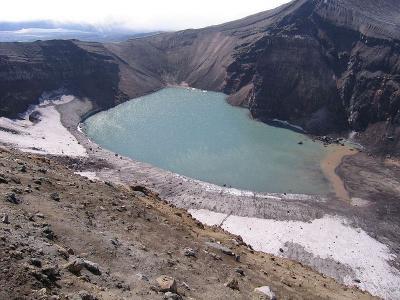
xmin=0 ymin=0 xmax=399 ymax=154
xmin=0 ymin=147 xmax=375 ymax=299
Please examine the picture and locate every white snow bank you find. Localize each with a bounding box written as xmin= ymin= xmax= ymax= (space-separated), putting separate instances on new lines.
xmin=189 ymin=209 xmax=400 ymax=300
xmin=0 ymin=100 xmax=87 ymax=157
xmin=74 ymin=171 xmax=99 ymax=180
xmin=254 ymin=286 xmax=276 ymax=299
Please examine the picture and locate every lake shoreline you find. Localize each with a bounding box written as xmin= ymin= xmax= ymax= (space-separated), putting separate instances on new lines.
xmin=321 ymin=146 xmax=358 ymax=202
xmin=0 ymin=94 xmax=398 ymax=299
xmin=54 ymin=97 xmax=400 ymax=299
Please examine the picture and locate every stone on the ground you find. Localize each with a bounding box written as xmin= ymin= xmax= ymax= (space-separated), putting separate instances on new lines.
xmin=163 ymin=292 xmax=183 ymax=300
xmin=5 ymin=193 xmax=21 ymax=204
xmin=71 ymin=290 xmax=98 ymax=300
xmin=18 ymin=165 xmax=27 ymax=172
xmin=254 ymin=286 xmax=276 ymax=300
xmin=83 ymin=259 xmax=101 ymax=275
xmin=205 ymin=241 xmax=235 ymax=256
xmin=225 ymin=278 xmax=240 ymax=290
xmin=50 ymin=192 xmax=60 ymax=201
xmin=2 ymin=214 xmax=9 ymax=224
xmin=56 ymin=245 xmax=70 ymax=259
xmin=183 ymin=247 xmax=196 ymax=257
xmin=29 ymin=258 xmax=42 ymax=267
xmin=0 ymin=175 xmax=8 ymax=184
xmin=235 ymin=267 xmax=245 ymax=276
xmin=136 ymin=273 xmax=149 ymax=281
xmin=156 ymin=275 xmax=177 ymax=293
xmin=41 ymin=264 xmax=60 ymax=282
xmin=64 ymin=258 xmax=85 ymax=275
xmin=42 ymin=226 xmax=55 ymax=240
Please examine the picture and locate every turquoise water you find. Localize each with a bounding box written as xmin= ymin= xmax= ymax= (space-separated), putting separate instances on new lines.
xmin=84 ymin=88 xmax=330 ymax=194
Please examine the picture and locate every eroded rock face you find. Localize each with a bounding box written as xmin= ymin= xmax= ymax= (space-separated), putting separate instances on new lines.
xmin=224 ymin=0 xmax=400 ymax=137
xmin=0 ymin=0 xmax=399 ymax=153
xmin=0 ymin=40 xmax=127 ymax=117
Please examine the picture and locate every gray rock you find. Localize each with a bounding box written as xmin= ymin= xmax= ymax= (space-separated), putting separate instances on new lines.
xmin=163 ymin=292 xmax=182 ymax=300
xmin=29 ymin=111 xmax=42 ymax=123
xmin=36 ymin=213 xmax=45 ymax=219
xmin=56 ymin=246 xmax=70 ymax=259
xmin=72 ymin=290 xmax=98 ymax=300
xmin=110 ymin=238 xmax=120 ymax=247
xmin=50 ymin=192 xmax=60 ymax=201
xmin=156 ymin=275 xmax=177 ymax=293
xmin=225 ymin=278 xmax=239 ymax=290
xmin=136 ymin=273 xmax=149 ymax=281
xmin=1 ymin=214 xmax=9 ymax=224
xmin=5 ymin=193 xmax=21 ymax=204
xmin=205 ymin=242 xmax=235 ymax=256
xmin=41 ymin=265 xmax=60 ymax=282
xmin=183 ymin=247 xmax=196 ymax=257
xmin=0 ymin=175 xmax=8 ymax=184
xmin=254 ymin=286 xmax=276 ymax=300
xmin=42 ymin=226 xmax=55 ymax=240
xmin=18 ymin=165 xmax=27 ymax=173
xmin=64 ymin=258 xmax=85 ymax=275
xmin=83 ymin=259 xmax=101 ymax=275
xmin=234 ymin=267 xmax=245 ymax=276
xmin=29 ymin=258 xmax=42 ymax=267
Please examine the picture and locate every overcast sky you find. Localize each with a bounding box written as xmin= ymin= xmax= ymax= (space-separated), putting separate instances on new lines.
xmin=0 ymin=0 xmax=291 ymax=31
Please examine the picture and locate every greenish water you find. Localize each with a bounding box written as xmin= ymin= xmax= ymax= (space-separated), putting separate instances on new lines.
xmin=84 ymin=88 xmax=330 ymax=194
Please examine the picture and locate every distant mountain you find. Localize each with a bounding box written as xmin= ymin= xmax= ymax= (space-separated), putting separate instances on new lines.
xmin=0 ymin=0 xmax=399 ymax=154
xmin=0 ymin=21 xmax=158 ymax=42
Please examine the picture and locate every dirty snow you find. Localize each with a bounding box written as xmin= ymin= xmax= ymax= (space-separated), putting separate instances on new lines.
xmin=74 ymin=171 xmax=99 ymax=180
xmin=0 ymin=96 xmax=87 ymax=157
xmin=189 ymin=209 xmax=400 ymax=300
xmin=254 ymin=286 xmax=276 ymax=299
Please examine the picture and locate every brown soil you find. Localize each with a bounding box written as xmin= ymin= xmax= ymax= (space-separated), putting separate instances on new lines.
xmin=320 ymin=146 xmax=358 ymax=202
xmin=0 ymin=147 xmax=375 ymax=300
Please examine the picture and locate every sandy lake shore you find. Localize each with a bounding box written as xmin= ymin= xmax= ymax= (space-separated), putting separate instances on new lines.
xmin=321 ymin=146 xmax=358 ymax=202
xmin=1 ymin=96 xmax=400 ymax=299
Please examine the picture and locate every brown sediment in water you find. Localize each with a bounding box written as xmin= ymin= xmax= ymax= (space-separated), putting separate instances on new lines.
xmin=321 ymin=145 xmax=358 ymax=202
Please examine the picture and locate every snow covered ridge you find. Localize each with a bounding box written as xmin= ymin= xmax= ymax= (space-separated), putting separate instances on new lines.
xmin=0 ymin=95 xmax=87 ymax=157
xmin=189 ymin=209 xmax=400 ymax=300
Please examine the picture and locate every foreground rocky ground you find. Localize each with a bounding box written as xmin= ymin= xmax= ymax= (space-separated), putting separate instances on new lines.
xmin=0 ymin=147 xmax=374 ymax=300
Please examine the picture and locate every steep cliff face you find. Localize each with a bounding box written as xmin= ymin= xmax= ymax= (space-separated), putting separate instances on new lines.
xmin=0 ymin=0 xmax=399 ymax=153
xmin=223 ymin=0 xmax=400 ymax=136
xmin=0 ymin=40 xmax=126 ymax=117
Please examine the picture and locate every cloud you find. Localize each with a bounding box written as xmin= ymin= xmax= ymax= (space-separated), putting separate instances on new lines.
xmin=0 ymin=0 xmax=291 ymax=31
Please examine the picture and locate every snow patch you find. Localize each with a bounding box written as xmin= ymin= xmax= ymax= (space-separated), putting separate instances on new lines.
xmin=254 ymin=286 xmax=276 ymax=299
xmin=189 ymin=209 xmax=400 ymax=300
xmin=0 ymin=97 xmax=87 ymax=157
xmin=74 ymin=171 xmax=99 ymax=180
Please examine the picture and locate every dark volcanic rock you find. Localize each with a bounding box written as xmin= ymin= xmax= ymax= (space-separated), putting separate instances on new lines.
xmin=0 ymin=0 xmax=399 ymax=154
xmin=0 ymin=40 xmax=128 ymax=117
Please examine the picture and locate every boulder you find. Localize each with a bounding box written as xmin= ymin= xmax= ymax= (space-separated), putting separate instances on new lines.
xmin=5 ymin=193 xmax=22 ymax=204
xmin=156 ymin=275 xmax=177 ymax=293
xmin=64 ymin=258 xmax=85 ymax=275
xmin=29 ymin=111 xmax=42 ymax=123
xmin=71 ymin=290 xmax=98 ymax=300
xmin=163 ymin=292 xmax=182 ymax=300
xmin=183 ymin=247 xmax=196 ymax=257
xmin=50 ymin=192 xmax=61 ymax=201
xmin=225 ymin=278 xmax=240 ymax=290
xmin=254 ymin=286 xmax=276 ymax=300
xmin=83 ymin=259 xmax=101 ymax=275
xmin=1 ymin=214 xmax=9 ymax=224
